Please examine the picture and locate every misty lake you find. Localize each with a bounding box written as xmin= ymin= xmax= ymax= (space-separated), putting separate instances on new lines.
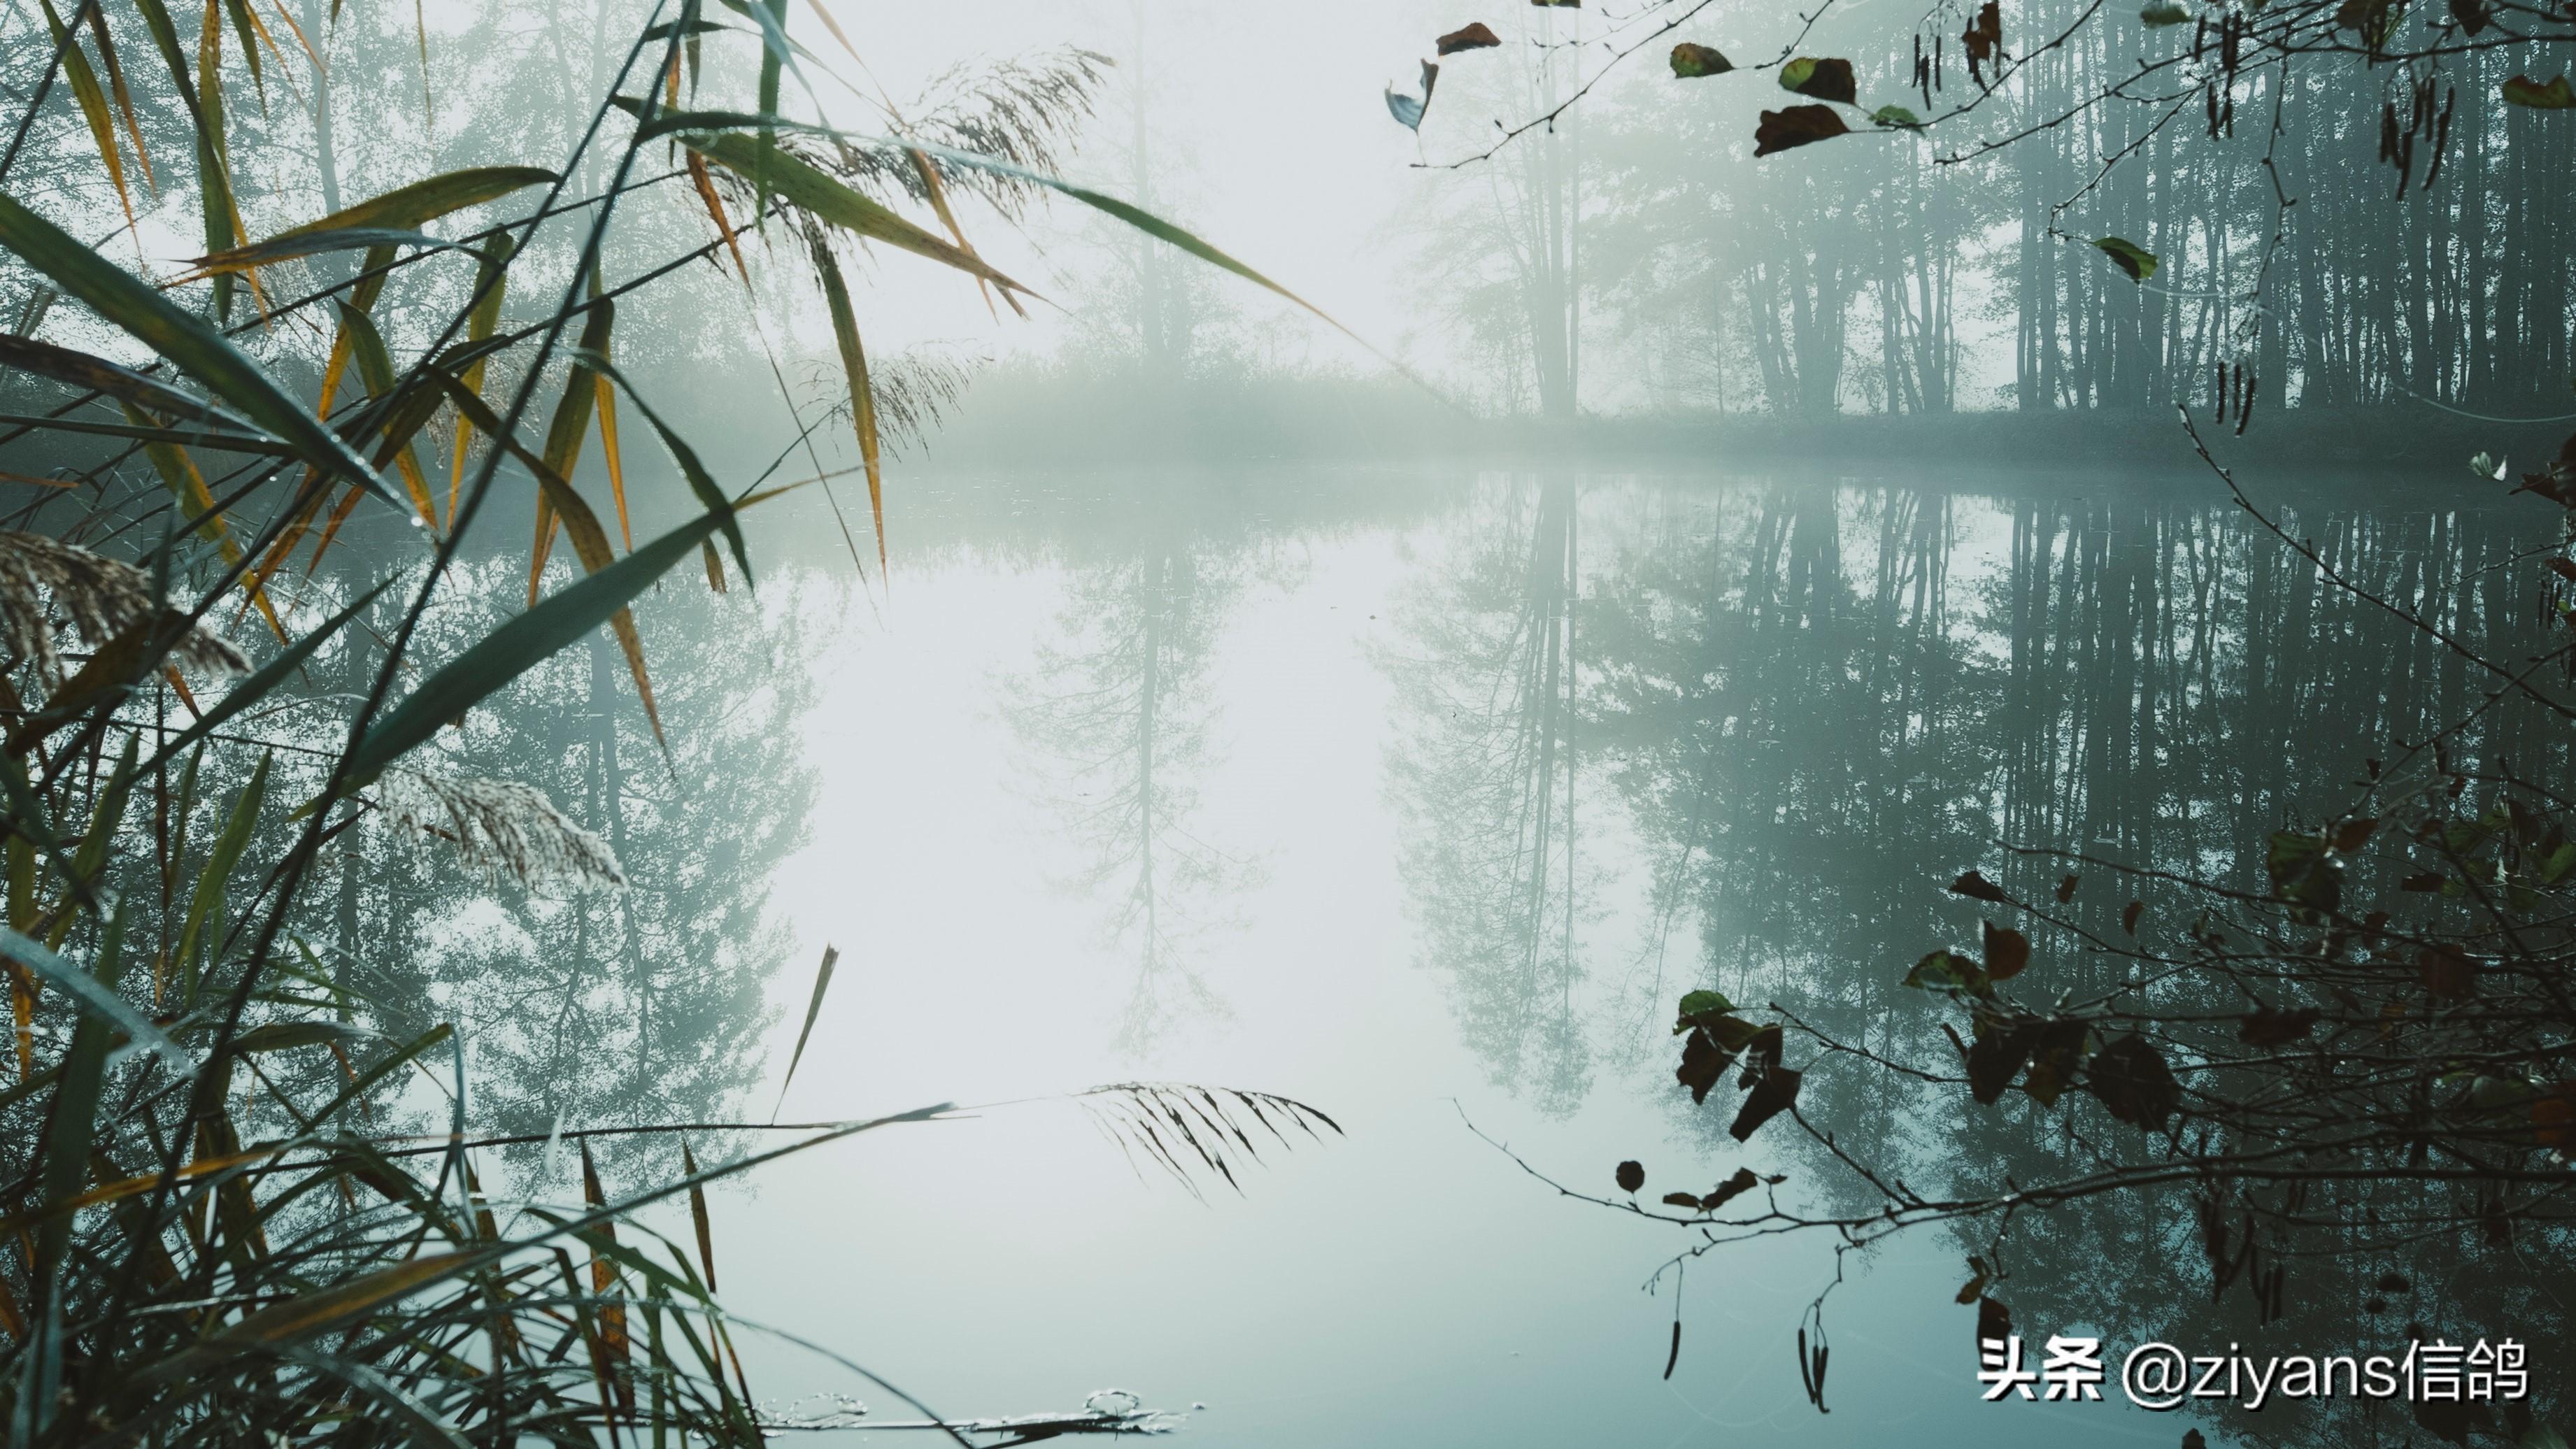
xmin=599 ymin=459 xmax=2550 ymax=1448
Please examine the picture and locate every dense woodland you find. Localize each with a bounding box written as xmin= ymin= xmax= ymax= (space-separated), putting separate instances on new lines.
xmin=1394 ymin=0 xmax=2576 ymax=420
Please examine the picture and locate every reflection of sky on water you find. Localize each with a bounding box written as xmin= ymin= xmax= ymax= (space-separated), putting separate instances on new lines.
xmin=659 ymin=465 xmax=2541 ymax=1448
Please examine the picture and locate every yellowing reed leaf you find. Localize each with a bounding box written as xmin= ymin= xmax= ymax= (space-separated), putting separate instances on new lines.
xmin=685 ymin=151 xmax=748 ymax=283
xmin=681 ymin=1142 xmax=717 ymax=1292
xmin=259 ymin=166 xmax=556 ymax=246
xmin=447 ymin=235 xmax=511 ymax=524
xmin=119 ymin=404 xmax=287 ymax=641
xmin=89 ymin=7 xmax=156 ymax=192
xmin=593 ymin=373 xmax=629 ymax=551
xmin=37 ymin=0 xmax=136 ymax=234
xmin=811 ymin=245 xmax=884 ymax=569
xmin=683 ymin=131 xmax=1028 ymax=293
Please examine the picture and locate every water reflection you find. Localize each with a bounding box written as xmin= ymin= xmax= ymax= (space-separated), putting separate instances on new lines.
xmin=694 ymin=464 xmax=2571 ymax=1447
xmin=1381 ymin=476 xmax=2561 ymax=1113
xmin=1403 ymin=476 xmax=2573 ymax=1443
xmin=325 ymin=559 xmax=837 ymax=1178
xmin=999 ymin=493 xmax=1281 ymax=1055
xmin=1381 ymin=477 xmax=1591 ymax=1115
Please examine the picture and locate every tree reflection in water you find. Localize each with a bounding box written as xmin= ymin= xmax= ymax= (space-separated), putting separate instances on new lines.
xmin=1388 ymin=475 xmax=2575 ymax=1432
xmin=1002 ymin=494 xmax=1274 ymax=1057
xmin=1383 ymin=476 xmax=1593 ymax=1115
xmin=329 ymin=559 xmax=837 ymax=1183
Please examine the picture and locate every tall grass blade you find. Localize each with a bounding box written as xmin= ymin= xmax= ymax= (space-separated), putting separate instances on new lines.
xmin=681 ymin=1141 xmax=716 ymax=1292
xmin=574 ymin=350 xmax=751 ymax=587
xmin=811 ymin=244 xmax=884 ymax=569
xmin=183 ymin=225 xmax=447 ymax=275
xmin=171 ymin=752 xmax=268 ymax=997
xmin=343 ymin=494 xmax=783 ymax=788
xmin=446 ymin=233 xmax=511 ymax=524
xmin=90 ymin=6 xmax=157 ymax=192
xmin=0 ymin=927 xmax=186 ymax=1070
xmin=593 ymin=371 xmax=630 ymax=552
xmin=686 ymin=150 xmax=748 ymax=281
xmin=530 ymin=299 xmax=617 ymax=601
xmin=676 ymin=130 xmax=1027 ymax=292
xmin=773 ymin=943 xmax=837 ymax=1118
xmin=0 ymin=192 xmax=393 ymax=505
xmin=264 ymin=165 xmax=556 ymax=244
xmin=0 ymin=331 xmax=249 ymax=427
xmin=36 ymin=0 xmax=135 ymax=233
xmin=120 ymin=404 xmax=290 ymax=639
xmin=334 ymin=302 xmax=440 ymax=530
xmin=193 ymin=0 xmax=248 ymax=322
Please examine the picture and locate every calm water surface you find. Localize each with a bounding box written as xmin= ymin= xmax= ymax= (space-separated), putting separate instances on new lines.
xmin=664 ymin=462 xmax=2542 ymax=1448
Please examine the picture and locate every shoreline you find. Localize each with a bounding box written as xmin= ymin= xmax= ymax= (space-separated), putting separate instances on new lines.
xmin=920 ymin=393 xmax=2573 ymax=479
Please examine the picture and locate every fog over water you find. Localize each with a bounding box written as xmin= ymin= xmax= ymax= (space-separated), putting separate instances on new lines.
xmin=586 ymin=460 xmax=2545 ymax=1447
xmin=7 ymin=0 xmax=2566 ymax=1434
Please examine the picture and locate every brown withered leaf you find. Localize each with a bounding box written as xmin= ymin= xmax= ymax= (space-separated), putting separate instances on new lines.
xmin=1677 ymin=1026 xmax=1735 ymax=1104
xmin=1754 ymin=104 xmax=1849 ymax=157
xmin=1962 ymin=0 xmax=2002 ymax=61
xmin=2530 ymin=1087 xmax=2576 ymax=1150
xmin=1956 ymin=1256 xmax=1991 ymax=1304
xmin=1983 ymin=921 xmax=2031 ymax=981
xmin=1729 ymin=1066 xmax=1801 ymax=1141
xmin=1949 ymin=869 xmax=2009 ymax=904
xmin=1966 ymin=1018 xmax=2041 ymax=1105
xmin=1742 ymin=1022 xmax=1785 ymax=1076
xmin=2122 ymin=899 xmax=2144 ymax=934
xmin=1437 ymin=22 xmax=1502 ymax=53
xmin=1779 ymin=57 xmax=1856 ymax=104
xmin=2054 ymin=873 xmax=2079 ymax=904
xmin=2086 ymin=1034 xmax=2179 ymax=1131
xmin=1700 ymin=1166 xmax=1760 ymax=1211
xmin=2021 ymin=1018 xmax=2090 ymax=1107
xmin=2332 ymin=817 xmax=2379 ymax=852
xmin=1616 ymin=1159 xmax=1645 ymax=1194
xmin=1662 ymin=1191 xmax=1703 ymax=1208
xmin=2401 ymin=871 xmax=2447 ymax=892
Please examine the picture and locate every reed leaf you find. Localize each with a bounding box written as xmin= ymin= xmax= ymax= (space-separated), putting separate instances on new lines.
xmin=0 ymin=192 xmax=394 ymax=506
xmin=183 ymin=226 xmax=449 ymax=276
xmin=36 ymin=0 xmax=135 ymax=232
xmin=342 ymin=493 xmax=783 ymax=790
xmin=446 ymin=233 xmax=512 ymax=523
xmin=677 ymin=130 xmax=1027 ymax=292
xmin=530 ymin=299 xmax=617 ymax=601
xmin=774 ymin=943 xmax=837 ymax=1116
xmin=811 ymin=243 xmax=885 ymax=569
xmin=571 ymin=350 xmax=752 ymax=587
xmin=171 ymin=751 xmax=269 ymax=996
xmin=265 ymin=166 xmax=557 ymax=245
xmin=90 ymin=4 xmax=156 ymax=192
xmin=333 ymin=302 xmax=441 ymax=530
xmin=0 ymin=927 xmax=187 ymax=1071
xmin=0 ymin=331 xmax=249 ymax=427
